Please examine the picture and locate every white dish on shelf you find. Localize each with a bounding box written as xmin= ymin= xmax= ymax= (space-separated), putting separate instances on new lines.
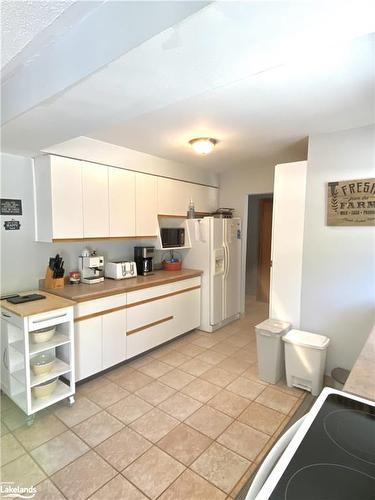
xmin=30 ymin=351 xmax=55 ymax=376
xmin=32 ymin=377 xmax=58 ymax=399
xmin=30 ymin=326 xmax=56 ymax=344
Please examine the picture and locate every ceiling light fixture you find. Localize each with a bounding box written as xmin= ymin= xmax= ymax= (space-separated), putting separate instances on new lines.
xmin=189 ymin=137 xmax=217 ymax=155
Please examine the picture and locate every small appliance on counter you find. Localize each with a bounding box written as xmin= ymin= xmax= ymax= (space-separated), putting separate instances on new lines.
xmin=134 ymin=246 xmax=154 ymax=276
xmin=211 ymin=208 xmax=234 ymax=218
xmin=105 ymin=261 xmax=137 ymax=280
xmin=78 ymin=249 xmax=104 ymax=284
xmin=160 ymin=227 xmax=185 ymax=248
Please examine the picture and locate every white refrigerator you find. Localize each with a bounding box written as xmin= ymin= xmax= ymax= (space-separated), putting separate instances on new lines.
xmin=184 ymin=217 xmax=242 ymax=332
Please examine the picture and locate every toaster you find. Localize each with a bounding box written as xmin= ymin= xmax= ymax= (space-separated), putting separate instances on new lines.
xmin=104 ymin=261 xmax=137 ymax=280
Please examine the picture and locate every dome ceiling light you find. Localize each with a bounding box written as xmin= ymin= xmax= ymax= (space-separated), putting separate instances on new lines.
xmin=189 ymin=137 xmax=217 ymax=155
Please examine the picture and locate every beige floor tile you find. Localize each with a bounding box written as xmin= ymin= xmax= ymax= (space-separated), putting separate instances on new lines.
xmin=130 ymin=408 xmax=179 ymax=443
xmin=157 ymin=423 xmax=212 ymax=466
xmin=229 ymin=462 xmax=257 ymax=499
xmin=34 ymin=478 xmax=66 ymax=500
xmin=227 ymin=377 xmax=265 ymax=400
xmin=158 ymin=392 xmax=202 ymax=421
xmin=217 ymin=357 xmax=251 ymax=375
xmin=84 ymin=381 xmax=129 ymax=408
xmin=95 ymin=427 xmax=151 ymax=471
xmin=158 ymin=368 xmax=195 ymax=390
xmin=1 ymin=433 xmax=25 ymax=466
xmin=1 ymin=453 xmax=46 ymax=488
xmin=54 ymin=396 xmax=101 ymax=427
xmin=194 ymin=350 xmax=228 ymax=365
xmin=211 ymin=341 xmax=241 ymax=356
xmin=159 ymin=469 xmax=226 ymax=500
xmin=149 ymin=344 xmax=177 ymax=359
xmin=52 ymin=451 xmax=116 ymax=500
xmin=207 ymin=390 xmax=250 ymax=418
xmin=127 ymin=354 xmax=155 ymax=369
xmin=241 ymin=364 xmax=268 ymax=385
xmin=231 ymin=349 xmax=258 ymax=365
xmin=217 ymin=421 xmax=269 ymax=461
xmin=138 ymin=360 xmax=174 ymax=378
xmin=181 ymin=378 xmax=221 ymax=403
xmin=14 ymin=414 xmax=67 ymax=451
xmin=116 ymin=370 xmax=153 ymax=392
xmin=77 ymin=376 xmax=112 ymax=396
xmin=255 ymin=387 xmax=298 ymax=414
xmin=89 ymin=474 xmax=147 ymax=500
xmin=185 ymin=405 xmax=233 ymax=439
xmin=31 ymin=430 xmax=89 ymax=475
xmin=175 ymin=343 xmax=206 ymax=357
xmin=191 ymin=442 xmax=249 ymax=494
xmin=200 ymin=366 xmax=238 ymax=388
xmin=1 ymin=393 xmax=16 ymax=413
xmin=227 ymin=334 xmax=252 ymax=348
xmin=191 ymin=336 xmax=220 ymax=348
xmin=0 ymin=421 xmax=9 ymax=436
xmin=179 ymin=358 xmax=212 ymax=377
xmin=107 ymin=394 xmax=152 ymax=424
xmin=275 ymin=379 xmax=305 ymax=398
xmin=238 ymin=402 xmax=285 ymax=435
xmin=135 ymin=380 xmax=175 ymax=405
xmin=105 ymin=364 xmax=135 ymax=382
xmin=122 ymin=446 xmax=185 ymax=499
xmin=73 ymin=411 xmax=124 ymax=447
xmin=159 ymin=350 xmax=191 ymax=367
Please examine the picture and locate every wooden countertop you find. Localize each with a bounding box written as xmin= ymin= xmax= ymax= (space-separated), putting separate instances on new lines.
xmin=344 ymin=326 xmax=375 ymax=402
xmin=1 ymin=291 xmax=76 ymax=317
xmin=40 ymin=269 xmax=203 ymax=303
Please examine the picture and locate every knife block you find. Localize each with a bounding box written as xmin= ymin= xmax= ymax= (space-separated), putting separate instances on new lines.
xmin=44 ymin=267 xmax=65 ymax=289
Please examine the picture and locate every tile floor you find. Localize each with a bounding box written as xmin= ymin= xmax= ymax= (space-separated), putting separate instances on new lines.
xmin=1 ymin=297 xmax=305 ymax=499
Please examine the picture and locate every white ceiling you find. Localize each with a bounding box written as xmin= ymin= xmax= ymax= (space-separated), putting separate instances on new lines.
xmin=1 ymin=0 xmax=76 ymax=69
xmin=1 ymin=1 xmax=374 ymax=172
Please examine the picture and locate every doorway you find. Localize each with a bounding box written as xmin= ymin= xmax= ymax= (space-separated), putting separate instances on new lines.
xmin=245 ymin=194 xmax=273 ymax=305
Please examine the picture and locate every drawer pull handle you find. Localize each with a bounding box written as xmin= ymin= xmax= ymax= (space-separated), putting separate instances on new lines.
xmin=2 ymin=313 xmax=11 ymax=318
xmin=3 ymin=347 xmax=9 ymax=370
xmin=31 ymin=313 xmax=67 ymax=324
xmin=127 ymin=316 xmax=174 ymax=336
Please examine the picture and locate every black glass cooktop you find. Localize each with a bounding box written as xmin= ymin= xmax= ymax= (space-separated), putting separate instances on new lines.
xmin=269 ymin=393 xmax=375 ymax=500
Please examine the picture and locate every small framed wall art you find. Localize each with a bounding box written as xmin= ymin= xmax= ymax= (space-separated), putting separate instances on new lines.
xmin=327 ymin=178 xmax=375 ymax=226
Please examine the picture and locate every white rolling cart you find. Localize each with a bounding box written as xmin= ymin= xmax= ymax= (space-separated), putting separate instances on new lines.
xmin=1 ymin=294 xmax=75 ymax=425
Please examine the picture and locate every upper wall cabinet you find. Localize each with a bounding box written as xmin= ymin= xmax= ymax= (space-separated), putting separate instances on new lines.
xmin=135 ymin=172 xmax=158 ymax=236
xmin=82 ymin=162 xmax=109 ymax=238
xmin=157 ymin=177 xmax=219 ymax=216
xmin=34 ymin=155 xmax=84 ymax=241
xmin=108 ymin=168 xmax=135 ymax=237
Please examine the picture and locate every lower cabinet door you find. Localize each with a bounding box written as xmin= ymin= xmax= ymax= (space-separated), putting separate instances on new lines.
xmin=102 ymin=310 xmax=126 ymax=370
xmin=171 ymin=287 xmax=201 ymax=338
xmin=75 ymin=317 xmax=102 ymax=381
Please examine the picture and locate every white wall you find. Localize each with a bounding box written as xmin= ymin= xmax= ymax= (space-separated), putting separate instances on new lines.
xmin=0 ymin=152 xmax=198 ymax=293
xmin=300 ymin=125 xmax=375 ymax=374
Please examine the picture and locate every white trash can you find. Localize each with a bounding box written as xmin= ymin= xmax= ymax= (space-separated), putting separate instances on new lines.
xmin=282 ymin=329 xmax=330 ymax=396
xmin=255 ymin=319 xmax=291 ymax=384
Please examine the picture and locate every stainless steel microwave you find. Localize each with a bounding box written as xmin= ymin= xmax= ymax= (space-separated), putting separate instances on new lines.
xmin=161 ymin=228 xmax=185 ymax=248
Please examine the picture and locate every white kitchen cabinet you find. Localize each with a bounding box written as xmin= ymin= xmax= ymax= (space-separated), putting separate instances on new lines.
xmin=135 ymin=172 xmax=158 ymax=236
xmin=102 ymin=309 xmax=126 ymax=370
xmin=157 ymin=177 xmax=190 ymax=216
xmin=192 ymin=184 xmax=219 ymax=213
xmin=82 ymin=162 xmax=109 ymax=238
xmin=108 ymin=168 xmax=136 ymax=237
xmin=34 ymin=155 xmax=84 ymax=241
xmin=75 ymin=316 xmax=102 ymax=380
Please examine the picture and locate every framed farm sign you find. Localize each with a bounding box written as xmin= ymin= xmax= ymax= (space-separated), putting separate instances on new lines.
xmin=327 ymin=178 xmax=375 ymax=226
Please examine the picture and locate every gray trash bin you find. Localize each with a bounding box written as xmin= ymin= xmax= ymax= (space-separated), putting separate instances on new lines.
xmin=255 ymin=319 xmax=291 ymax=384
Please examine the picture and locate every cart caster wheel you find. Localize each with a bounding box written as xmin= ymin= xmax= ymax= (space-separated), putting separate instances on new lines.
xmin=68 ymin=396 xmax=75 ymax=407
xmin=26 ymin=415 xmax=35 ymax=427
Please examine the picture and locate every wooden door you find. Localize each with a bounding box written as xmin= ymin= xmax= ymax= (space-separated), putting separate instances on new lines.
xmin=257 ymin=198 xmax=273 ymax=302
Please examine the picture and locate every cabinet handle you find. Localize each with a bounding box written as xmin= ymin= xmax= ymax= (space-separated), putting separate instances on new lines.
xmin=3 ymin=348 xmax=8 ymax=370
xmin=31 ymin=313 xmax=67 ymax=324
xmin=127 ymin=316 xmax=174 ymax=336
xmin=1 ymin=312 xmax=11 ymax=318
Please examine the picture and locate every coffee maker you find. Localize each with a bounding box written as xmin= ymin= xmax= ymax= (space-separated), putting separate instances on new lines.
xmin=134 ymin=246 xmax=154 ymax=276
xmin=78 ymin=249 xmax=105 ymax=284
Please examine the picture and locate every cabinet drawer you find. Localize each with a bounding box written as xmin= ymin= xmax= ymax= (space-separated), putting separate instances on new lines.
xmin=127 ymin=277 xmax=201 ymax=305
xmin=75 ymin=293 xmax=127 ymax=319
xmin=1 ymin=309 xmax=23 ymax=329
xmin=28 ymin=308 xmax=73 ymax=332
xmin=127 ymin=296 xmax=171 ymax=332
xmin=127 ymin=315 xmax=174 ymax=359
